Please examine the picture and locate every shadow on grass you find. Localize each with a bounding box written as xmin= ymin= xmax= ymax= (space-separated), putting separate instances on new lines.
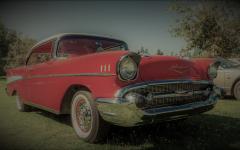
xmin=222 ymin=95 xmax=236 ymax=100
xmin=0 ymin=76 xmax=6 ymax=80
xmin=106 ymin=114 xmax=240 ymax=150
xmin=34 ymin=108 xmax=240 ymax=150
xmin=33 ymin=108 xmax=72 ymax=126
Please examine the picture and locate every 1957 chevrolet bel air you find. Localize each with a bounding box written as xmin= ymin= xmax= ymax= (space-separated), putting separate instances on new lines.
xmin=6 ymin=33 xmax=221 ymax=143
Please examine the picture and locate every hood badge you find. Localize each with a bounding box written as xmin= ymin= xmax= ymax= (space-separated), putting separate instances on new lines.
xmin=170 ymin=65 xmax=189 ymax=74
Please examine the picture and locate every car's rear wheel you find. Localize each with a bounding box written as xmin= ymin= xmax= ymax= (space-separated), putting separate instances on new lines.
xmin=233 ymin=81 xmax=240 ymax=100
xmin=71 ymin=91 xmax=109 ymax=143
xmin=16 ymin=94 xmax=31 ymax=112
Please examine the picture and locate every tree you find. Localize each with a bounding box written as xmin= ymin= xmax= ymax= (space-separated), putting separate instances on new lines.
xmin=137 ymin=46 xmax=150 ymax=55
xmin=5 ymin=34 xmax=36 ymax=69
xmin=0 ymin=20 xmax=36 ymax=74
xmin=192 ymin=48 xmax=201 ymax=57
xmin=0 ymin=21 xmax=18 ymax=75
xmin=170 ymin=1 xmax=240 ymax=57
xmin=156 ymin=49 xmax=164 ymax=55
xmin=144 ymin=48 xmax=149 ymax=55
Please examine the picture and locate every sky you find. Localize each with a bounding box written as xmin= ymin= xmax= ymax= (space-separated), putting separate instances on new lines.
xmin=0 ymin=1 xmax=187 ymax=55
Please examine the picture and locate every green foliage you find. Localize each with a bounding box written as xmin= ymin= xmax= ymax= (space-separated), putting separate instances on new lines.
xmin=5 ymin=35 xmax=36 ymax=69
xmin=138 ymin=46 xmax=150 ymax=55
xmin=170 ymin=1 xmax=240 ymax=57
xmin=170 ymin=51 xmax=175 ymax=56
xmin=156 ymin=49 xmax=164 ymax=55
xmin=138 ymin=47 xmax=164 ymax=56
xmin=0 ymin=20 xmax=36 ymax=74
xmin=0 ymin=21 xmax=17 ymax=75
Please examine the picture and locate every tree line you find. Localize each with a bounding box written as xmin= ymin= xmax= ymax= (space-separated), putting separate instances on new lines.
xmin=0 ymin=21 xmax=36 ymax=75
xmin=137 ymin=46 xmax=165 ymax=55
xmin=170 ymin=1 xmax=240 ymax=57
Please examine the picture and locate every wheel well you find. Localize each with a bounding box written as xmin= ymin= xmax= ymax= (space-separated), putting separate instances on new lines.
xmin=60 ymin=85 xmax=91 ymax=114
xmin=231 ymin=77 xmax=240 ymax=96
xmin=12 ymin=90 xmax=17 ymax=96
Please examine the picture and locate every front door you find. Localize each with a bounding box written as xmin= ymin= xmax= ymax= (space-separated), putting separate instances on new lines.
xmin=25 ymin=40 xmax=57 ymax=111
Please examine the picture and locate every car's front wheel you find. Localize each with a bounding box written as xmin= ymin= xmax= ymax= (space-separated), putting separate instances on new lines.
xmin=233 ymin=81 xmax=240 ymax=100
xmin=16 ymin=94 xmax=31 ymax=112
xmin=71 ymin=91 xmax=109 ymax=143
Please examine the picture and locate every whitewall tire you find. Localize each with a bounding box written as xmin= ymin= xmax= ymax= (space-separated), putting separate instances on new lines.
xmin=71 ymin=91 xmax=109 ymax=143
xmin=233 ymin=81 xmax=240 ymax=100
xmin=16 ymin=94 xmax=31 ymax=112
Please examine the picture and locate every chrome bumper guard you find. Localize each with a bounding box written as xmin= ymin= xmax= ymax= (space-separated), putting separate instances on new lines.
xmin=96 ymin=80 xmax=221 ymax=127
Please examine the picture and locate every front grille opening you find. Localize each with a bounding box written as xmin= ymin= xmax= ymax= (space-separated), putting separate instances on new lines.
xmin=125 ymin=83 xmax=213 ymax=109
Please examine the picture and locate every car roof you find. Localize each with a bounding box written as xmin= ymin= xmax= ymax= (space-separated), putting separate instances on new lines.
xmin=31 ymin=33 xmax=125 ymax=50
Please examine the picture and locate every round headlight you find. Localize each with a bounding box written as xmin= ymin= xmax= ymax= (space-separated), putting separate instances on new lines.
xmin=118 ymin=56 xmax=138 ymax=81
xmin=208 ymin=64 xmax=218 ymax=79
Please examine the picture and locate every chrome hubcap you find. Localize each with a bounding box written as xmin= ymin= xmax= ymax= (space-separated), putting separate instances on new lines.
xmin=75 ymin=98 xmax=92 ymax=132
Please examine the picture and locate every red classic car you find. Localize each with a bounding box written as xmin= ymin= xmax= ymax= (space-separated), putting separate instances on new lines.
xmin=6 ymin=33 xmax=221 ymax=143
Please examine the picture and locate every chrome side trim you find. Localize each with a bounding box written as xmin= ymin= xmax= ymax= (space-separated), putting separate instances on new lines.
xmin=7 ymin=76 xmax=23 ymax=84
xmin=28 ymin=73 xmax=115 ymax=79
xmin=7 ymin=73 xmax=115 ymax=84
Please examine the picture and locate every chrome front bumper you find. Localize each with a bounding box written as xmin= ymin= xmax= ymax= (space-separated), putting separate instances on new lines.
xmin=96 ymin=80 xmax=221 ymax=127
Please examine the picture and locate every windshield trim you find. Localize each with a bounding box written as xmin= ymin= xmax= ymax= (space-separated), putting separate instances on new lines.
xmin=55 ymin=35 xmax=128 ymax=57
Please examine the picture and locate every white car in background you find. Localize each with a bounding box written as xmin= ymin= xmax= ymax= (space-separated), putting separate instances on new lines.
xmin=214 ymin=58 xmax=240 ymax=100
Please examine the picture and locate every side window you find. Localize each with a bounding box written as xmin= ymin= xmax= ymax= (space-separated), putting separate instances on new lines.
xmin=27 ymin=41 xmax=53 ymax=66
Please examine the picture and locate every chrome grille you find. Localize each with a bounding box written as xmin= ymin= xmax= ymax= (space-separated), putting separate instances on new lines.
xmin=141 ymin=94 xmax=208 ymax=108
xmin=130 ymin=83 xmax=209 ymax=94
xmin=125 ymin=82 xmax=212 ymax=109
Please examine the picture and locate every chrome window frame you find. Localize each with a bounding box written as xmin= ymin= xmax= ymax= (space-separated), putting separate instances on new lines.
xmin=25 ymin=38 xmax=57 ymax=66
xmin=53 ymin=35 xmax=129 ymax=58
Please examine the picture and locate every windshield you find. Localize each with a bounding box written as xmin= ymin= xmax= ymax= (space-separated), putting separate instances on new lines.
xmin=57 ymin=35 xmax=128 ymax=57
xmin=219 ymin=58 xmax=240 ymax=68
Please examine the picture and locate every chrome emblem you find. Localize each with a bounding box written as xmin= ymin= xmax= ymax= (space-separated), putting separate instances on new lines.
xmin=170 ymin=65 xmax=189 ymax=74
xmin=100 ymin=64 xmax=111 ymax=72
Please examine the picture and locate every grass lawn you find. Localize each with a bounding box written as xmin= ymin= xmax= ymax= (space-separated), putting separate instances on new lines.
xmin=1 ymin=78 xmax=240 ymax=150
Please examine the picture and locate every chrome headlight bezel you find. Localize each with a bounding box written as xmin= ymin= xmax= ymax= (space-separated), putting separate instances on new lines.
xmin=117 ymin=54 xmax=138 ymax=81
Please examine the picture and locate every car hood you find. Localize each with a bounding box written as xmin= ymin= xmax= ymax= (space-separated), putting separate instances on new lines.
xmin=222 ymin=67 xmax=240 ymax=74
xmin=59 ymin=51 xmax=209 ymax=83
xmin=139 ymin=55 xmax=207 ymax=81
